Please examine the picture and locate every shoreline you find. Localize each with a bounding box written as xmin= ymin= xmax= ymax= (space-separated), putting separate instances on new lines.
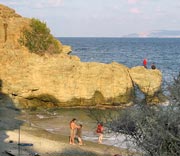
xmin=0 ymin=99 xmax=140 ymax=156
xmin=0 ymin=125 xmax=137 ymax=156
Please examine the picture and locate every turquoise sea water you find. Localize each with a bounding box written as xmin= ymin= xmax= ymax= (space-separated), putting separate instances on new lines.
xmin=58 ymin=37 xmax=180 ymax=83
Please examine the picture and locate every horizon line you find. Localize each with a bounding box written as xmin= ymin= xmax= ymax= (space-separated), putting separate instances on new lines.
xmin=56 ymin=36 xmax=180 ymax=38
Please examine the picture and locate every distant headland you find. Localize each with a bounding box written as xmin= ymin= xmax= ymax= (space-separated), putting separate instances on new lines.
xmin=123 ymin=30 xmax=180 ymax=38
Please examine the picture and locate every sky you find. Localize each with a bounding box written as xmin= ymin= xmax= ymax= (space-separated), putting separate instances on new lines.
xmin=1 ymin=0 xmax=180 ymax=37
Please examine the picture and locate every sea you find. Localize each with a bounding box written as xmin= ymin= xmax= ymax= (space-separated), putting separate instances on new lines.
xmin=58 ymin=37 xmax=180 ymax=84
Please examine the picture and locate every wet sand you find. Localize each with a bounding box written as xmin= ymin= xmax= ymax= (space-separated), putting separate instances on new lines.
xmin=19 ymin=108 xmax=137 ymax=150
xmin=0 ymin=124 xmax=136 ymax=156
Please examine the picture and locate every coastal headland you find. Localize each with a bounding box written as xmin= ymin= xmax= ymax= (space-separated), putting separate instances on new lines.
xmin=0 ymin=4 xmax=162 ymax=156
xmin=0 ymin=4 xmax=163 ymax=109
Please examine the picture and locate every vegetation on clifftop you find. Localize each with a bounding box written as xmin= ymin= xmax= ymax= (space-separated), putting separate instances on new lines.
xmin=19 ymin=18 xmax=62 ymax=55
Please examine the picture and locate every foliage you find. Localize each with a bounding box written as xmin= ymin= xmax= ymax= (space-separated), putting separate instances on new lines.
xmin=107 ymin=73 xmax=180 ymax=156
xmin=87 ymin=108 xmax=119 ymax=124
xmin=19 ymin=18 xmax=61 ymax=55
xmin=169 ymin=73 xmax=180 ymax=106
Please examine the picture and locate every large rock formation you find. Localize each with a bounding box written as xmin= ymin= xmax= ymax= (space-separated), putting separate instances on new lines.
xmin=0 ymin=4 xmax=163 ymax=108
xmin=0 ymin=48 xmax=134 ymax=108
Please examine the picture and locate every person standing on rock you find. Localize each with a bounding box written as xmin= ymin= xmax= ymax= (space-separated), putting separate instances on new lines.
xmin=143 ymin=58 xmax=147 ymax=68
xmin=151 ymin=62 xmax=156 ymax=69
xmin=69 ymin=118 xmax=80 ymax=145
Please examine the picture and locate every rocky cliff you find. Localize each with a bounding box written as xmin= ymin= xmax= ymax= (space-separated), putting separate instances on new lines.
xmin=0 ymin=4 xmax=163 ymax=108
xmin=0 ymin=4 xmax=71 ymax=53
xmin=0 ymin=4 xmax=27 ymax=49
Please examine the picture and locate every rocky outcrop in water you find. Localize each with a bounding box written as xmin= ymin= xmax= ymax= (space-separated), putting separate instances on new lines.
xmin=130 ymin=66 xmax=163 ymax=103
xmin=0 ymin=4 xmax=163 ymax=108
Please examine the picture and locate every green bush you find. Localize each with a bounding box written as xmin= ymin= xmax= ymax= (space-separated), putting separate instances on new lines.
xmin=19 ymin=18 xmax=61 ymax=55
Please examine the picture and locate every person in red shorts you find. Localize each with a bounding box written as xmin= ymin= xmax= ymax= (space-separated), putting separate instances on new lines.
xmin=96 ymin=122 xmax=104 ymax=144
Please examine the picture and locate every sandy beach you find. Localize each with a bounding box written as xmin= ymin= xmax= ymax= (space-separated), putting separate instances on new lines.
xmin=0 ymin=94 xmax=139 ymax=156
xmin=0 ymin=126 xmax=132 ymax=156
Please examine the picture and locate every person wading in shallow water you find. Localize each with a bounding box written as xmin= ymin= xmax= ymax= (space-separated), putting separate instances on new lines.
xmin=96 ymin=122 xmax=104 ymax=144
xmin=76 ymin=124 xmax=83 ymax=145
xmin=69 ymin=118 xmax=80 ymax=145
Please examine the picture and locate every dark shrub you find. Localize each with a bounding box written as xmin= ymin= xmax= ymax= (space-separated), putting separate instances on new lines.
xmin=108 ymin=74 xmax=180 ymax=156
xmin=19 ymin=18 xmax=62 ymax=55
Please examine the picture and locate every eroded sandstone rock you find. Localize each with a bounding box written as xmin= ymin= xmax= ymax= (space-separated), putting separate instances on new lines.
xmin=130 ymin=66 xmax=162 ymax=96
xmin=0 ymin=4 xmax=163 ymax=108
xmin=0 ymin=48 xmax=134 ymax=108
xmin=130 ymin=66 xmax=163 ymax=103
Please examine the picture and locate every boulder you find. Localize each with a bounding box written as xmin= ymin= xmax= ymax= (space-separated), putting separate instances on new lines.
xmin=129 ymin=66 xmax=163 ymax=103
xmin=0 ymin=48 xmax=134 ymax=108
xmin=130 ymin=66 xmax=162 ymax=96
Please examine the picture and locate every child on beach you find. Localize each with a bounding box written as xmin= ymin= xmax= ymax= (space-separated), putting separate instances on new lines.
xmin=76 ymin=124 xmax=83 ymax=145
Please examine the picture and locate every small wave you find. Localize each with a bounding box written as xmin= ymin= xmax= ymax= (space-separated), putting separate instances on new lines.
xmin=45 ymin=128 xmax=54 ymax=132
xmin=36 ymin=114 xmax=46 ymax=119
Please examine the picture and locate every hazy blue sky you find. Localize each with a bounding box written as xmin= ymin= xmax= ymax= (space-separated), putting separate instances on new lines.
xmin=1 ymin=0 xmax=180 ymax=37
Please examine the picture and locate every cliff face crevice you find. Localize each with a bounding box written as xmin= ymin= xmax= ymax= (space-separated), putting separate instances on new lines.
xmin=0 ymin=4 xmax=163 ymax=108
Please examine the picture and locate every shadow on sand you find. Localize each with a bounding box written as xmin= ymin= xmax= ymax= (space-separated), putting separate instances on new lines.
xmin=0 ymin=79 xmax=24 ymax=155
